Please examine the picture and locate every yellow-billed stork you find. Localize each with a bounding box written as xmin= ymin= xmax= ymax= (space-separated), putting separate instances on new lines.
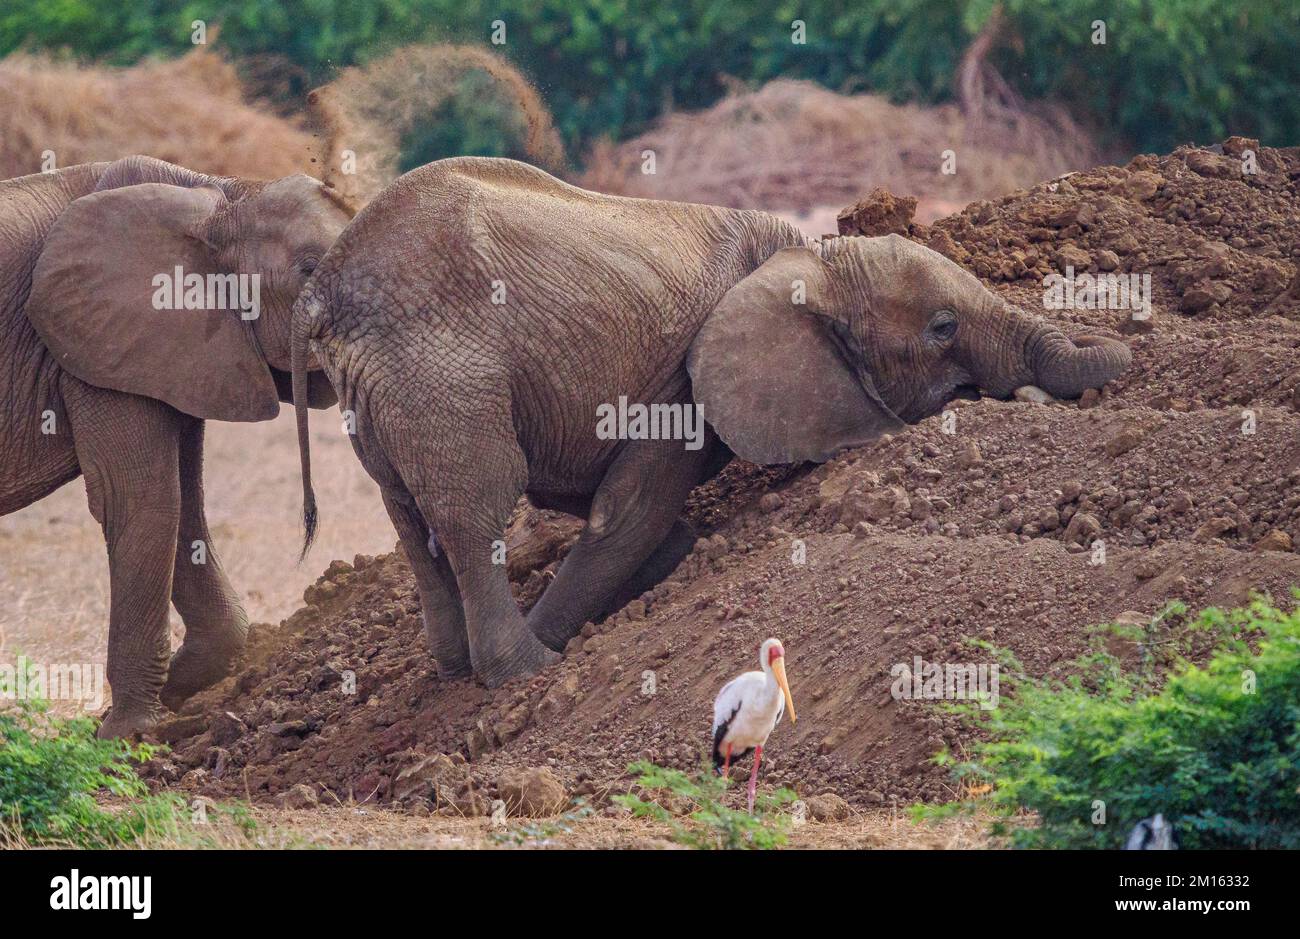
xmin=711 ymin=637 xmax=797 ymax=813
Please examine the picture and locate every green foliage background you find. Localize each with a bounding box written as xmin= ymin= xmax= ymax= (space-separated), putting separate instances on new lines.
xmin=2 ymin=0 xmax=1297 ymax=159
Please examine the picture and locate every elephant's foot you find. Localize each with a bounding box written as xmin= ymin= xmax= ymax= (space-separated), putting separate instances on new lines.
xmin=477 ymin=634 xmax=560 ymax=688
xmin=533 ymin=621 xmax=577 ymax=653
xmin=97 ymin=702 xmax=164 ymax=740
xmin=426 ymin=619 xmax=473 ymax=680
xmin=160 ymin=640 xmax=240 ymax=711
xmin=434 ymin=652 xmax=474 ymax=681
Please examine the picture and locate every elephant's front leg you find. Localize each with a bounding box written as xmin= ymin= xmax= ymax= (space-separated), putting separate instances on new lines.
xmin=381 ymin=488 xmax=471 ymax=679
xmin=161 ymin=419 xmax=249 ymax=710
xmin=527 ymin=437 xmax=714 ymax=651
xmin=67 ymin=386 xmax=184 ymax=738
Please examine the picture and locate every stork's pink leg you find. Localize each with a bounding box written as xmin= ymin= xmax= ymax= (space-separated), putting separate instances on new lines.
xmin=747 ymin=745 xmax=763 ymax=814
xmin=722 ymin=743 xmax=733 ymax=778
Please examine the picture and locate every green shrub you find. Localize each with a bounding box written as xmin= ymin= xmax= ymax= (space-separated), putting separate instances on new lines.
xmin=615 ymin=760 xmax=797 ymax=849
xmin=0 ymin=695 xmax=255 ymax=848
xmin=3 ymin=1 xmax=1295 ymax=160
xmin=922 ymin=598 xmax=1300 ymax=849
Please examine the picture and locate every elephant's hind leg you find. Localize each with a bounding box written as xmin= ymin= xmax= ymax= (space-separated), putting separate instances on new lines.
xmin=161 ymin=419 xmax=249 ymax=710
xmin=404 ymin=422 xmax=558 ymax=687
xmin=527 ymin=438 xmax=711 ymax=651
xmin=382 ymin=487 xmax=471 ymax=679
xmin=66 ymin=384 xmax=184 ymax=738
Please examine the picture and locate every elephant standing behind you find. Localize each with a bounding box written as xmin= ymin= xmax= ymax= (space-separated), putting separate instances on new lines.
xmin=291 ymin=156 xmax=1131 ymax=688
xmin=0 ymin=156 xmax=348 ymax=737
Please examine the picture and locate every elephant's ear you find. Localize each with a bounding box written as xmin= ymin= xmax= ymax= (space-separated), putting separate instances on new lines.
xmin=687 ymin=245 xmax=903 ymax=464
xmin=26 ymin=183 xmax=280 ymax=422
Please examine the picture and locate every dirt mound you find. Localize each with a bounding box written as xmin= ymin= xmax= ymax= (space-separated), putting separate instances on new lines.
xmin=147 ymin=141 xmax=1300 ymax=813
xmin=578 ymin=78 xmax=1101 ymax=216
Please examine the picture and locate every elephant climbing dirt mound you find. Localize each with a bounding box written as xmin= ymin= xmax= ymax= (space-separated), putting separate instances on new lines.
xmin=0 ymin=156 xmax=349 ymax=737
xmin=290 ymin=156 xmax=1131 ymax=688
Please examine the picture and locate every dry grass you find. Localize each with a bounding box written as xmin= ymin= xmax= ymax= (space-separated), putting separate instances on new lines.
xmin=196 ymin=804 xmax=1002 ymax=849
xmin=579 ymin=78 xmax=1101 ymax=216
xmin=0 ymin=47 xmax=317 ymax=180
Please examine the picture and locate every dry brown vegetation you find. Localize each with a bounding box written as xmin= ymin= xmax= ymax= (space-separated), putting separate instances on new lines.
xmin=579 ymin=78 xmax=1101 ymax=220
xmin=0 ymin=47 xmax=317 ymax=180
xmin=0 ymin=42 xmax=564 ymax=202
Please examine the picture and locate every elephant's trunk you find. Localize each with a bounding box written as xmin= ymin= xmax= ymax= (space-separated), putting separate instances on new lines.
xmin=1026 ymin=325 xmax=1132 ymax=399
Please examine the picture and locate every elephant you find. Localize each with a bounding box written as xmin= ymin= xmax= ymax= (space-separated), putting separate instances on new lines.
xmin=289 ymin=156 xmax=1131 ymax=688
xmin=0 ymin=156 xmax=350 ymax=737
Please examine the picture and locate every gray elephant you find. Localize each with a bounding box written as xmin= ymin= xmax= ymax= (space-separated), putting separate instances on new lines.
xmin=290 ymin=157 xmax=1131 ymax=687
xmin=0 ymin=156 xmax=348 ymax=737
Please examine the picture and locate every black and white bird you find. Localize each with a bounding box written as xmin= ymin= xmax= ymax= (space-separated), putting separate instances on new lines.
xmin=711 ymin=637 xmax=797 ymax=813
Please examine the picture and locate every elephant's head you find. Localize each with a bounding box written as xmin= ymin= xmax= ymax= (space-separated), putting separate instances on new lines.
xmin=26 ymin=156 xmax=352 ymax=422
xmin=687 ymin=234 xmax=1131 ymax=464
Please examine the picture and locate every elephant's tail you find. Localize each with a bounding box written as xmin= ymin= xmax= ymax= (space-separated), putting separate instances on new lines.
xmin=291 ymin=291 xmax=319 ymax=561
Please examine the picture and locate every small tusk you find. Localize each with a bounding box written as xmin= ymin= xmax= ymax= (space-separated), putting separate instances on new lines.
xmin=1013 ymin=385 xmax=1055 ymax=404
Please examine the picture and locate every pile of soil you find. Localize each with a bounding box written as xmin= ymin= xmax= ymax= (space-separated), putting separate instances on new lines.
xmin=147 ymin=140 xmax=1300 ymax=814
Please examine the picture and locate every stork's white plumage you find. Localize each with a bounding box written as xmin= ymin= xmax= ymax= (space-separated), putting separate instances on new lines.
xmin=711 ymin=637 xmax=796 ymax=813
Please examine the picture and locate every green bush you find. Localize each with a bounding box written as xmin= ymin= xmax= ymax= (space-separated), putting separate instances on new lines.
xmin=2 ymin=1 xmax=1295 ymax=159
xmin=615 ymin=760 xmax=797 ymax=849
xmin=924 ymin=598 xmax=1300 ymax=849
xmin=0 ymin=695 xmax=254 ymax=847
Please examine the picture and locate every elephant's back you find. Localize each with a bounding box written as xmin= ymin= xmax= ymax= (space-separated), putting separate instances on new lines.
xmin=337 ymin=157 xmax=746 ymax=335
xmin=0 ymin=163 xmax=108 ymax=312
xmin=0 ymin=164 xmax=103 ymax=513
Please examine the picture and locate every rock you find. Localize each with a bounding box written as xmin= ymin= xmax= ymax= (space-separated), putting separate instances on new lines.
xmin=1181 ymin=280 xmax=1232 ymax=313
xmin=1185 ymin=149 xmax=1238 ymax=179
xmin=1058 ymin=480 xmax=1084 ymax=504
xmin=1095 ymin=249 xmax=1121 ymax=272
xmin=1222 ymin=136 xmax=1259 ymax=157
xmin=504 ymin=507 xmax=583 ymax=582
xmin=277 ymin=783 xmax=319 ymax=809
xmin=1062 ymin=512 xmax=1101 ymax=546
xmin=862 ymin=485 xmax=911 ymax=522
xmin=1168 ymin=489 xmax=1194 ymax=514
xmin=1253 ymin=529 xmax=1293 ymax=553
xmin=154 ymin=714 xmax=207 ymax=744
xmin=1078 ymin=388 xmax=1101 ymax=410
xmin=1192 ymin=517 xmax=1237 ymax=542
xmin=494 ymin=703 xmax=531 ymax=743
xmin=497 ymin=766 xmax=568 ymax=817
xmin=759 ymin=492 xmax=783 ymax=513
xmin=208 ymin=710 xmax=248 ymax=746
xmin=955 ymin=440 xmax=983 ymax=468
xmin=1112 ymin=611 xmax=1149 ymax=627
xmin=806 ymin=792 xmax=851 ymax=822
xmin=266 ymin=719 xmax=309 ymax=737
xmin=466 ymin=725 xmax=492 ymax=760
xmin=1054 ymin=244 xmax=1092 ymax=272
xmin=536 ymin=671 xmax=580 ymax=721
xmin=1104 ymin=426 xmax=1143 ymax=457
xmin=1013 ymin=385 xmax=1054 ymax=404
xmin=393 ymin=751 xmax=473 ymax=805
xmin=1113 ymin=170 xmax=1163 ymax=201
xmin=837 ymin=187 xmax=917 ymax=237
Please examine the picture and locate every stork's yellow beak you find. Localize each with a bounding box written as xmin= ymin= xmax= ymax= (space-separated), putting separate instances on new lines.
xmin=772 ymin=656 xmax=796 ymax=724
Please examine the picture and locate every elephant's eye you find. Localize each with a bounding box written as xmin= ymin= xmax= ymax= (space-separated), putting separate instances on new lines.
xmin=928 ymin=310 xmax=958 ymax=343
xmin=298 ymin=256 xmax=320 ymax=276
